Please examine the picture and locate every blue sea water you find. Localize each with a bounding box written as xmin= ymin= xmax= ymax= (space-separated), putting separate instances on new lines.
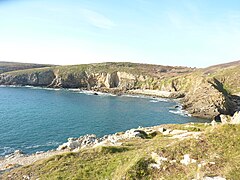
xmin=0 ymin=86 xmax=209 ymax=156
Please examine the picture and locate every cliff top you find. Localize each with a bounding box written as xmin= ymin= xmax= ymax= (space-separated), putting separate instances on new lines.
xmin=0 ymin=61 xmax=54 ymax=74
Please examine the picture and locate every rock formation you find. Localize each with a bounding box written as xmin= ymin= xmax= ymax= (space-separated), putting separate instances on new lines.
xmin=0 ymin=62 xmax=239 ymax=119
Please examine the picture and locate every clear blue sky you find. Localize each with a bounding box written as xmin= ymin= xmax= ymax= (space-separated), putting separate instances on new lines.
xmin=1 ymin=0 xmax=240 ymax=67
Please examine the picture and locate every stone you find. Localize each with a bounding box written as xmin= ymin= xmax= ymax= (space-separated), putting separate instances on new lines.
xmin=180 ymin=154 xmax=191 ymax=165
xmin=180 ymin=154 xmax=196 ymax=165
xmin=123 ymin=129 xmax=148 ymax=139
xmin=230 ymin=111 xmax=240 ymax=124
xmin=23 ymin=175 xmax=30 ymax=180
xmin=149 ymin=163 xmax=160 ymax=169
xmin=57 ymin=134 xmax=98 ymax=151
xmin=220 ymin=114 xmax=231 ymax=124
xmin=151 ymin=152 xmax=167 ymax=165
xmin=211 ymin=120 xmax=217 ymax=127
xmin=133 ymin=130 xmax=148 ymax=139
xmin=162 ymin=129 xmax=171 ymax=135
xmin=14 ymin=150 xmax=23 ymax=156
xmin=169 ymin=160 xmax=177 ymax=164
xmin=158 ymin=127 xmax=167 ymax=133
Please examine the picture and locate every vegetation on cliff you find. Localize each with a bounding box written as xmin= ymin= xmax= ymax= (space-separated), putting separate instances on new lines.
xmin=0 ymin=61 xmax=53 ymax=74
xmin=0 ymin=61 xmax=239 ymax=119
xmin=3 ymin=123 xmax=240 ymax=179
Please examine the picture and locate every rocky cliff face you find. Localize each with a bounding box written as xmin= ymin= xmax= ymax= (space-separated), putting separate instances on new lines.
xmin=0 ymin=70 xmax=55 ymax=86
xmin=181 ymin=77 xmax=236 ymax=119
xmin=0 ymin=62 xmax=239 ymax=119
xmin=0 ymin=69 xmax=158 ymax=90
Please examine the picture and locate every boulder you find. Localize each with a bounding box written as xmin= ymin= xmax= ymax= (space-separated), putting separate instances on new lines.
xmin=211 ymin=120 xmax=217 ymax=127
xmin=180 ymin=154 xmax=196 ymax=165
xmin=123 ymin=129 xmax=148 ymax=139
xmin=220 ymin=114 xmax=231 ymax=124
xmin=230 ymin=111 xmax=240 ymax=124
xmin=151 ymin=152 xmax=168 ymax=165
xmin=158 ymin=127 xmax=167 ymax=133
xmin=57 ymin=134 xmax=98 ymax=151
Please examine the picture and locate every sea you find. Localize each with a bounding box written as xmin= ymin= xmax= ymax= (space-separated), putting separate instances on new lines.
xmin=0 ymin=86 xmax=210 ymax=156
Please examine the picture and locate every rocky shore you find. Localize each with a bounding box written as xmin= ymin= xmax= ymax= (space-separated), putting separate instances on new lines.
xmin=0 ymin=123 xmax=200 ymax=174
xmin=1 ymin=111 xmax=239 ymax=177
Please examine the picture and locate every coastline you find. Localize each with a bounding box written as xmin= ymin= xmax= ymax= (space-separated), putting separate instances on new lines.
xmin=0 ymin=86 xmax=209 ymax=174
xmin=0 ymin=122 xmax=210 ymax=174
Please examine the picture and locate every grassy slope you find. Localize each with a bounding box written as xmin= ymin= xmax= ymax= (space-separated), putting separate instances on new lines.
xmin=2 ymin=61 xmax=240 ymax=94
xmin=207 ymin=65 xmax=240 ymax=94
xmin=0 ymin=61 xmax=53 ymax=74
xmin=3 ymin=124 xmax=240 ymax=180
xmin=2 ymin=62 xmax=193 ymax=78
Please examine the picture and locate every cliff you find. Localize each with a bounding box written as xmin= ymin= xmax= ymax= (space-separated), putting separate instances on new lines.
xmin=0 ymin=61 xmax=239 ymax=119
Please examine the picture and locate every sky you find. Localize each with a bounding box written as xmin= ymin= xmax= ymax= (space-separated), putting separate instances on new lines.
xmin=0 ymin=0 xmax=240 ymax=67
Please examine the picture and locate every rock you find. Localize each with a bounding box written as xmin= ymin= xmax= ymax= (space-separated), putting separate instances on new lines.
xmin=133 ymin=130 xmax=148 ymax=139
xmin=220 ymin=114 xmax=231 ymax=124
xmin=230 ymin=111 xmax=240 ymax=124
xmin=23 ymin=175 xmax=30 ymax=180
xmin=182 ymin=77 xmax=236 ymax=119
xmin=93 ymin=92 xmax=98 ymax=95
xmin=14 ymin=150 xmax=23 ymax=156
xmin=123 ymin=129 xmax=148 ymax=139
xmin=151 ymin=152 xmax=167 ymax=165
xmin=57 ymin=134 xmax=98 ymax=151
xmin=35 ymin=151 xmax=44 ymax=155
xmin=180 ymin=154 xmax=196 ymax=165
xmin=149 ymin=163 xmax=160 ymax=169
xmin=158 ymin=127 xmax=167 ymax=133
xmin=162 ymin=129 xmax=171 ymax=135
xmin=211 ymin=120 xmax=217 ymax=127
xmin=169 ymin=160 xmax=177 ymax=164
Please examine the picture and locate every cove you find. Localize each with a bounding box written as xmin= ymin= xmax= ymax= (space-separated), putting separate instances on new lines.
xmin=0 ymin=87 xmax=209 ymax=156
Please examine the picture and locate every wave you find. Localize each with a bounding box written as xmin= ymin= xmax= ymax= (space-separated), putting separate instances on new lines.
xmin=150 ymin=98 xmax=169 ymax=102
xmin=0 ymin=141 xmax=61 ymax=157
xmin=76 ymin=90 xmax=117 ymax=97
xmin=169 ymin=105 xmax=191 ymax=117
xmin=0 ymin=85 xmax=22 ymax=88
xmin=24 ymin=141 xmax=61 ymax=150
xmin=0 ymin=147 xmax=15 ymax=156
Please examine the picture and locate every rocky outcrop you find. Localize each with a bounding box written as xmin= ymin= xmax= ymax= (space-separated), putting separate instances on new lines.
xmin=57 ymin=128 xmax=157 ymax=152
xmin=0 ymin=70 xmax=55 ymax=86
xmin=220 ymin=111 xmax=240 ymax=124
xmin=0 ymin=62 xmax=239 ymax=119
xmin=182 ymin=77 xmax=236 ymax=119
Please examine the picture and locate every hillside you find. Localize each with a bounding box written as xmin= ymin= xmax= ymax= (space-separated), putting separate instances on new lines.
xmin=2 ymin=123 xmax=240 ymax=179
xmin=0 ymin=61 xmax=53 ymax=74
xmin=0 ymin=61 xmax=239 ymax=119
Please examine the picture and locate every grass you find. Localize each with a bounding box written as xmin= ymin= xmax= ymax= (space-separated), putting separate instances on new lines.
xmin=0 ymin=61 xmax=53 ymax=74
xmin=207 ymin=65 xmax=240 ymax=94
xmin=3 ymin=124 xmax=240 ymax=180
